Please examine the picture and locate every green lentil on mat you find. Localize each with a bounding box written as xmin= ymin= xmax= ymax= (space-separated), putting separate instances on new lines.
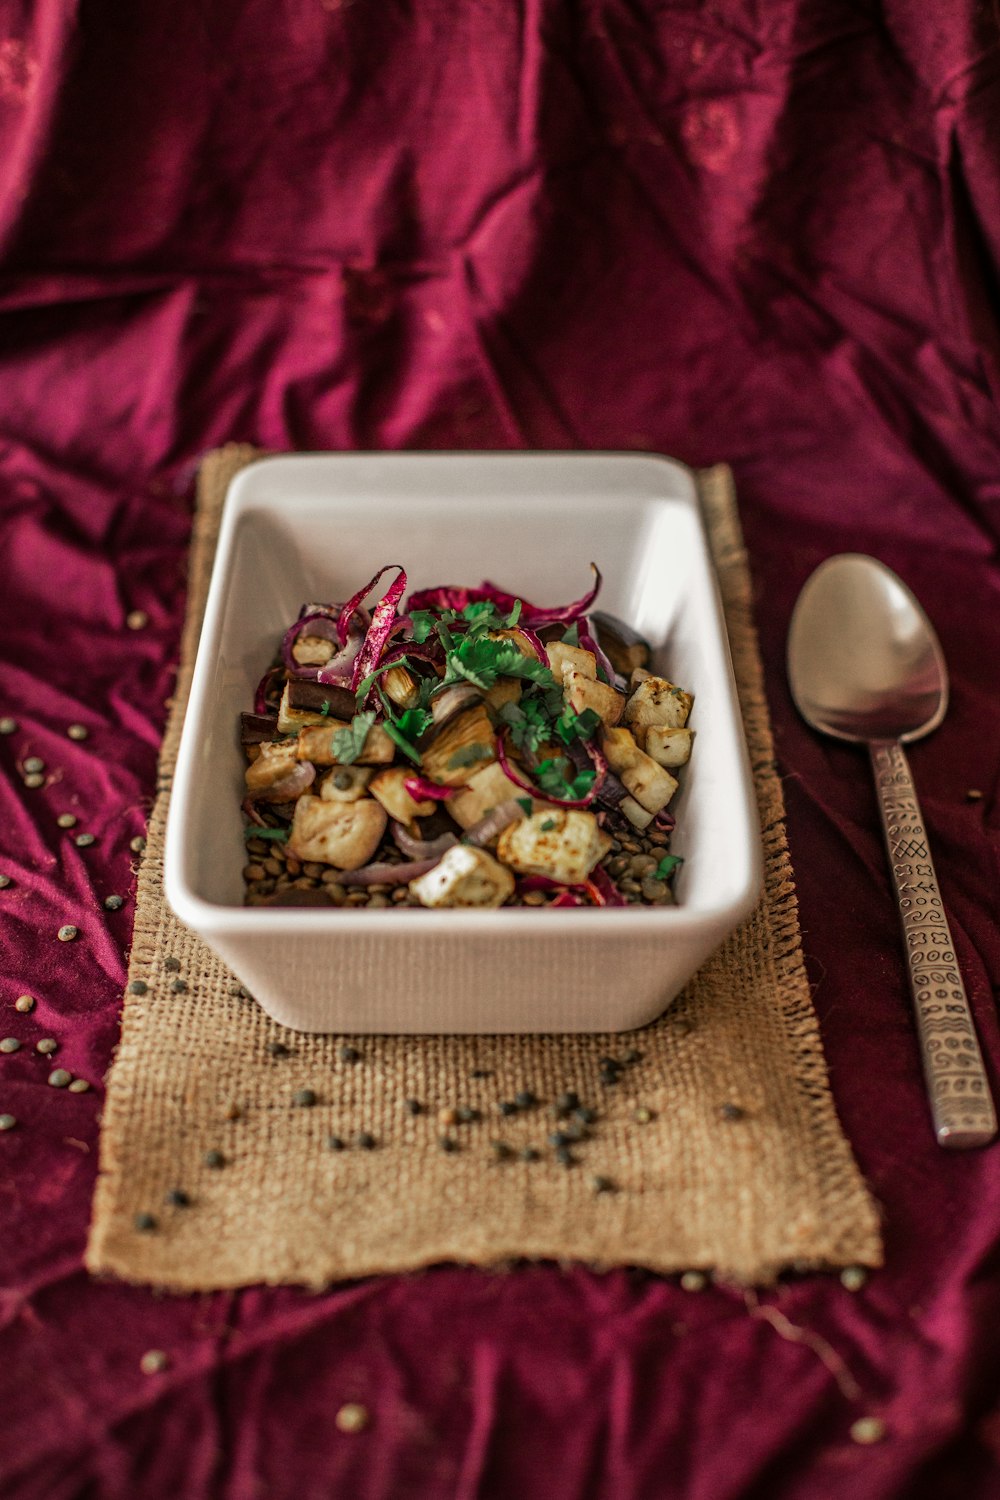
xmin=14 ymin=995 xmax=35 ymax=1013
xmin=104 ymin=895 xmax=124 ymax=911
xmin=170 ymin=979 xmax=187 ymax=994
xmin=67 ymin=1078 xmax=90 ymax=1093
xmin=75 ymin=833 xmax=96 ymax=847
xmin=57 ymin=926 xmax=78 ymax=942
xmin=23 ymin=773 xmax=44 ymax=789
xmin=130 ymin=835 xmax=146 ymax=853
xmin=0 ymin=876 xmax=11 ymax=889
xmin=339 ymin=1045 xmax=361 ymax=1064
xmin=134 ymin=1212 xmax=157 ymax=1232
xmin=163 ymin=957 xmax=181 ymax=972
xmin=126 ymin=610 xmax=148 ymax=630
xmin=47 ymin=1069 xmax=72 ymax=1088
xmin=67 ymin=724 xmax=89 ymax=741
xmin=35 ymin=1039 xmax=58 ymax=1055
xmin=293 ymin=1089 xmax=318 ymax=1107
xmin=23 ymin=756 xmax=44 ymax=774
xmin=0 ymin=1038 xmax=21 ymax=1054
xmin=204 ymin=1149 xmax=226 ymax=1169
xmin=680 ymin=1270 xmax=708 ymax=1292
xmin=140 ymin=1350 xmax=169 ymax=1375
xmin=166 ymin=1188 xmax=191 ymax=1207
xmin=129 ymin=980 xmax=148 ymax=995
xmin=0 ymin=717 xmax=16 ymax=735
xmin=840 ymin=1266 xmax=868 ymax=1292
xmin=592 ymin=1175 xmax=616 ymax=1194
xmin=56 ymin=813 xmax=78 ymax=829
xmin=355 ymin=1132 xmax=376 ymax=1150
xmin=0 ymin=1114 xmax=17 ymax=1131
xmin=327 ymin=1135 xmax=345 ymax=1151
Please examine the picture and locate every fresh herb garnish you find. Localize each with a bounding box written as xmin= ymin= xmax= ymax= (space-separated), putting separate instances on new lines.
xmin=516 ymin=796 xmax=533 ymax=815
xmin=553 ymin=706 xmax=601 ymax=745
xmin=355 ymin=656 xmax=410 ymax=703
xmin=497 ymin=697 xmax=551 ymax=754
xmin=533 ymin=757 xmax=596 ymax=802
xmin=243 ymin=826 xmax=289 ymax=842
xmin=381 ymin=721 xmax=422 ymax=765
xmin=329 ymin=711 xmax=376 ymax=765
xmin=540 ymin=817 xmax=557 ymax=831
xmin=408 ymin=611 xmax=438 ymax=644
xmin=443 ymin=635 xmax=555 ymax=693
xmin=562 ymin=622 xmax=580 ymax=646
xmin=446 ymin=742 xmax=493 ymax=770
xmin=320 ymin=699 xmax=330 ymax=716
xmin=394 ymin=706 xmax=433 ymax=743
xmin=655 ymin=854 xmax=684 ymax=880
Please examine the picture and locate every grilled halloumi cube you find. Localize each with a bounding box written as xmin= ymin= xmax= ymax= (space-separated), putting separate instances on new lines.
xmin=495 ymin=808 xmax=611 ymax=885
xmin=244 ymin=740 xmax=300 ymax=799
xmin=643 ymin=725 xmax=693 ymax=768
xmin=564 ymin=669 xmax=624 ymax=726
xmin=624 ymin=676 xmax=693 ymax=731
xmin=368 ymin=767 xmax=435 ymax=823
xmin=291 ymin=634 xmax=335 ymax=667
xmin=287 ymin=795 xmax=387 ymax=869
xmin=546 ymin=642 xmax=597 ymax=684
xmin=619 ymin=795 xmax=655 ymax=829
xmin=296 ymin=721 xmax=395 ymax=766
xmin=601 ymin=727 xmax=677 ymax=813
xmin=408 ymin=845 xmax=515 ymax=908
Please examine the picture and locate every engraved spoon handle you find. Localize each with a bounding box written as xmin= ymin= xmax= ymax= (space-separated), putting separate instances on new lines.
xmin=869 ymin=740 xmax=996 ymax=1148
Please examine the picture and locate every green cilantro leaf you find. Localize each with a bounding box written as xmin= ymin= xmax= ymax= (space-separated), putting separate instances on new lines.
xmin=379 ymin=720 xmax=422 ymax=764
xmin=330 ymin=710 xmax=376 ymax=765
xmin=561 ymin=622 xmax=580 ymax=647
xmin=408 ymin=611 xmax=438 ymax=644
xmin=533 ymin=757 xmax=596 ymax=802
xmin=655 ymin=854 xmax=684 ymax=880
xmin=553 ymin=706 xmax=601 ymax=746
xmin=505 ymin=600 xmax=523 ymax=628
xmin=394 ymin=706 xmax=433 ymax=743
xmin=355 ymin=656 xmax=410 ymax=704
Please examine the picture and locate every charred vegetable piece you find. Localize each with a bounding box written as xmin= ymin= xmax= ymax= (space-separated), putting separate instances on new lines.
xmin=590 ymin=611 xmax=652 ymax=676
xmin=288 ymin=795 xmax=387 ymax=869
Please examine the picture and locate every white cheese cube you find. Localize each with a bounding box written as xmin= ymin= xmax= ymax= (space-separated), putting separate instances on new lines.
xmin=495 ymin=809 xmax=611 ymax=885
xmin=546 ymin=642 xmax=598 ymax=684
xmin=624 ymin=677 xmax=693 ymax=731
xmin=643 ymin=725 xmax=693 ymax=768
xmin=564 ymin=669 xmax=624 ymax=726
xmin=288 ymin=795 xmax=387 ymax=869
xmin=408 ymin=845 xmax=515 ymax=908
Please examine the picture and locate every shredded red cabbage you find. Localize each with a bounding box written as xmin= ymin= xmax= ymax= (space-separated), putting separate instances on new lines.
xmin=337 ymin=564 xmax=403 ymax=646
xmin=407 ymin=564 xmax=602 ymax=629
xmin=403 ymin=775 xmax=455 ymax=802
xmin=577 ymin=616 xmax=616 ymax=685
xmin=349 ymin=566 xmax=409 ymax=690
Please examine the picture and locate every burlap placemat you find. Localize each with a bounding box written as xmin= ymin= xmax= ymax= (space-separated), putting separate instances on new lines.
xmin=86 ymin=447 xmax=881 ymax=1289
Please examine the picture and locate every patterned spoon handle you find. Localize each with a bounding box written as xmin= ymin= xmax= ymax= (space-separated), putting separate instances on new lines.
xmin=869 ymin=741 xmax=996 ymax=1148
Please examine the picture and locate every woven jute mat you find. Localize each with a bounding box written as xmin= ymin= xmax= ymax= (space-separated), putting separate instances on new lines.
xmin=86 ymin=447 xmax=881 ymax=1290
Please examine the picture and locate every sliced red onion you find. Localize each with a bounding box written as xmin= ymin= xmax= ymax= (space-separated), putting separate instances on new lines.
xmin=403 ymin=775 xmax=454 ymax=802
xmin=254 ymin=665 xmax=286 ymax=716
xmin=336 ymin=564 xmax=404 ymax=645
xmin=462 ymin=799 xmax=524 ymax=846
xmin=339 ymin=855 xmax=442 ymax=886
xmin=586 ymin=866 xmax=629 ymax=907
xmin=515 ymin=624 xmax=548 ymax=662
xmin=577 ymin=616 xmax=616 ymax=686
xmin=390 ymin=820 xmax=458 ymax=861
xmin=407 ymin=564 xmax=601 ymax=629
xmin=350 ymin=567 xmax=409 ymax=691
xmin=549 ymin=888 xmax=587 ymax=907
xmin=496 ymin=732 xmax=601 ymax=809
xmin=653 ymin=808 xmax=676 ymax=831
xmin=316 ymin=630 xmax=366 ymax=686
xmin=242 ymin=796 xmax=269 ymax=827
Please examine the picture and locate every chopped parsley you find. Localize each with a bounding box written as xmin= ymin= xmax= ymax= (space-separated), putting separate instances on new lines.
xmin=553 ymin=706 xmax=601 ymax=746
xmin=655 ymin=854 xmax=684 ymax=880
xmin=516 ymin=796 xmax=533 ymax=815
xmin=442 ymin=634 xmax=555 ymax=693
xmin=561 ymin=622 xmax=580 ymax=646
xmin=540 ymin=817 xmax=557 ymax=831
xmin=380 ymin=721 xmax=422 ymax=764
xmin=329 ymin=711 xmax=376 ymax=765
xmin=533 ymin=757 xmax=596 ymax=802
xmin=320 ymin=699 xmax=330 ymax=716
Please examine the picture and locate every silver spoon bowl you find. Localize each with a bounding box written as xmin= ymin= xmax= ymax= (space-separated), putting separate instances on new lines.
xmin=788 ymin=554 xmax=995 ymax=1149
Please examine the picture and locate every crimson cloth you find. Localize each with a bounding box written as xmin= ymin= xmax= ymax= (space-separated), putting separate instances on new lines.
xmin=2 ymin=2 xmax=1000 ymax=1496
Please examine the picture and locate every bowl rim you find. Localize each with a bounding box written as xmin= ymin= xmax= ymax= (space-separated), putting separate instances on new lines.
xmin=164 ymin=450 xmax=763 ymax=937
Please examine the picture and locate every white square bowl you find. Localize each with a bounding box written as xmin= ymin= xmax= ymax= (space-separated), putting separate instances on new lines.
xmin=164 ymin=452 xmax=761 ymax=1033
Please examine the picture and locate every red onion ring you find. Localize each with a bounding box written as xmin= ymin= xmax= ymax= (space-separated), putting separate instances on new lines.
xmin=338 ymin=855 xmax=442 ymax=886
xmin=495 ymin=732 xmax=602 ymax=809
xmin=390 ymin=821 xmax=458 ymax=861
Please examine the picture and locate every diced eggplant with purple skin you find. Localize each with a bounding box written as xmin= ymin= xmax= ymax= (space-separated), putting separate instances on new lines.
xmin=286 ymin=680 xmax=358 ymax=720
xmin=591 ymin=610 xmax=652 ymax=676
xmin=241 ymin=712 xmax=280 ymax=746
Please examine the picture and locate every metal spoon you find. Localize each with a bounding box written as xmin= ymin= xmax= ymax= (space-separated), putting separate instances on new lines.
xmin=787 ymin=553 xmax=996 ymax=1149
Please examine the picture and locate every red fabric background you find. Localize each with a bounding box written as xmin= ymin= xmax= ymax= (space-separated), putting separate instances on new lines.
xmin=2 ymin=1 xmax=1000 ymax=1495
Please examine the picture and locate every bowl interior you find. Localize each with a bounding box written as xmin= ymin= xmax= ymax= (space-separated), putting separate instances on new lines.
xmin=169 ymin=453 xmax=756 ymax=925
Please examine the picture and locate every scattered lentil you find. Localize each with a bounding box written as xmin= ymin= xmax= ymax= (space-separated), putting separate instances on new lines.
xmin=554 ymin=1145 xmax=576 ymax=1168
xmin=0 ymin=1038 xmax=21 ymax=1054
xmin=134 ymin=1212 xmax=157 ymax=1232
xmin=204 ymin=1149 xmax=226 ymax=1169
xmin=126 ymin=609 xmax=149 ymax=630
xmin=35 ymin=1038 xmax=58 ymax=1055
xmin=140 ymin=1349 xmax=169 ymax=1375
xmin=592 ymin=1175 xmax=616 ymax=1194
xmin=680 ymin=1270 xmax=708 ymax=1292
xmin=130 ymin=835 xmax=146 ymax=854
xmin=520 ymin=1146 xmax=540 ymax=1162
xmin=335 ymin=1403 xmax=369 ymax=1434
xmin=355 ymin=1131 xmax=376 ymax=1150
xmin=228 ymin=981 xmax=245 ymax=997
xmin=719 ymin=1103 xmax=746 ymax=1122
xmin=438 ymin=1135 xmax=458 ymax=1153
xmin=0 ymin=717 xmax=16 ymax=735
xmin=0 ymin=1114 xmax=16 ymax=1131
xmin=23 ymin=756 xmax=44 ymax=775
xmin=840 ymin=1266 xmax=868 ymax=1292
xmin=850 ymin=1417 xmax=887 ymax=1446
xmin=633 ymin=1107 xmax=654 ymax=1125
xmin=267 ymin=1041 xmax=290 ymax=1058
xmin=966 ymin=788 xmax=984 ymax=802
xmin=224 ymin=1101 xmax=242 ymax=1121
xmin=555 ymin=1091 xmax=579 ymax=1115
xmin=48 ymin=1069 xmax=72 ymax=1088
xmin=521 ymin=890 xmax=545 ymax=906
xmin=575 ymin=1106 xmax=597 ymax=1125
xmin=404 ymin=1098 xmax=423 ymax=1116
xmin=293 ymin=1088 xmax=318 ymax=1108
xmin=129 ymin=979 xmax=148 ymax=995
xmin=470 ymin=1068 xmax=493 ymax=1079
xmin=57 ymin=926 xmax=78 ymax=942
xmin=491 ymin=1140 xmax=513 ymax=1160
xmin=456 ymin=1105 xmax=479 ymax=1124
xmin=164 ymin=956 xmax=181 ymax=972
xmin=75 ymin=833 xmax=95 ymax=847
xmin=327 ymin=1135 xmax=345 ymax=1151
xmin=599 ymin=1065 xmax=621 ymax=1086
xmin=170 ymin=979 xmax=187 ymax=994
xmin=339 ymin=1045 xmax=361 ymax=1064
xmin=498 ymin=1100 xmax=517 ymax=1117
xmin=561 ymin=1120 xmax=585 ymax=1142
xmin=67 ymin=724 xmax=89 ymax=741
xmin=104 ymin=894 xmax=124 ymax=911
xmin=623 ymin=1048 xmax=643 ymax=1065
xmin=68 ymin=1079 xmax=90 ymax=1093
xmin=0 ymin=876 xmax=11 ymax=889
xmin=57 ymin=812 xmax=78 ymax=829
xmin=14 ymin=995 xmax=35 ymax=1014
xmin=514 ymin=1090 xmax=536 ymax=1109
xmin=23 ymin=773 xmax=44 ymax=789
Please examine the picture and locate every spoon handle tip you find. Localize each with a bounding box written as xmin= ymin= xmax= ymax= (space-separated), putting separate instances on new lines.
xmin=870 ymin=741 xmax=997 ymax=1151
